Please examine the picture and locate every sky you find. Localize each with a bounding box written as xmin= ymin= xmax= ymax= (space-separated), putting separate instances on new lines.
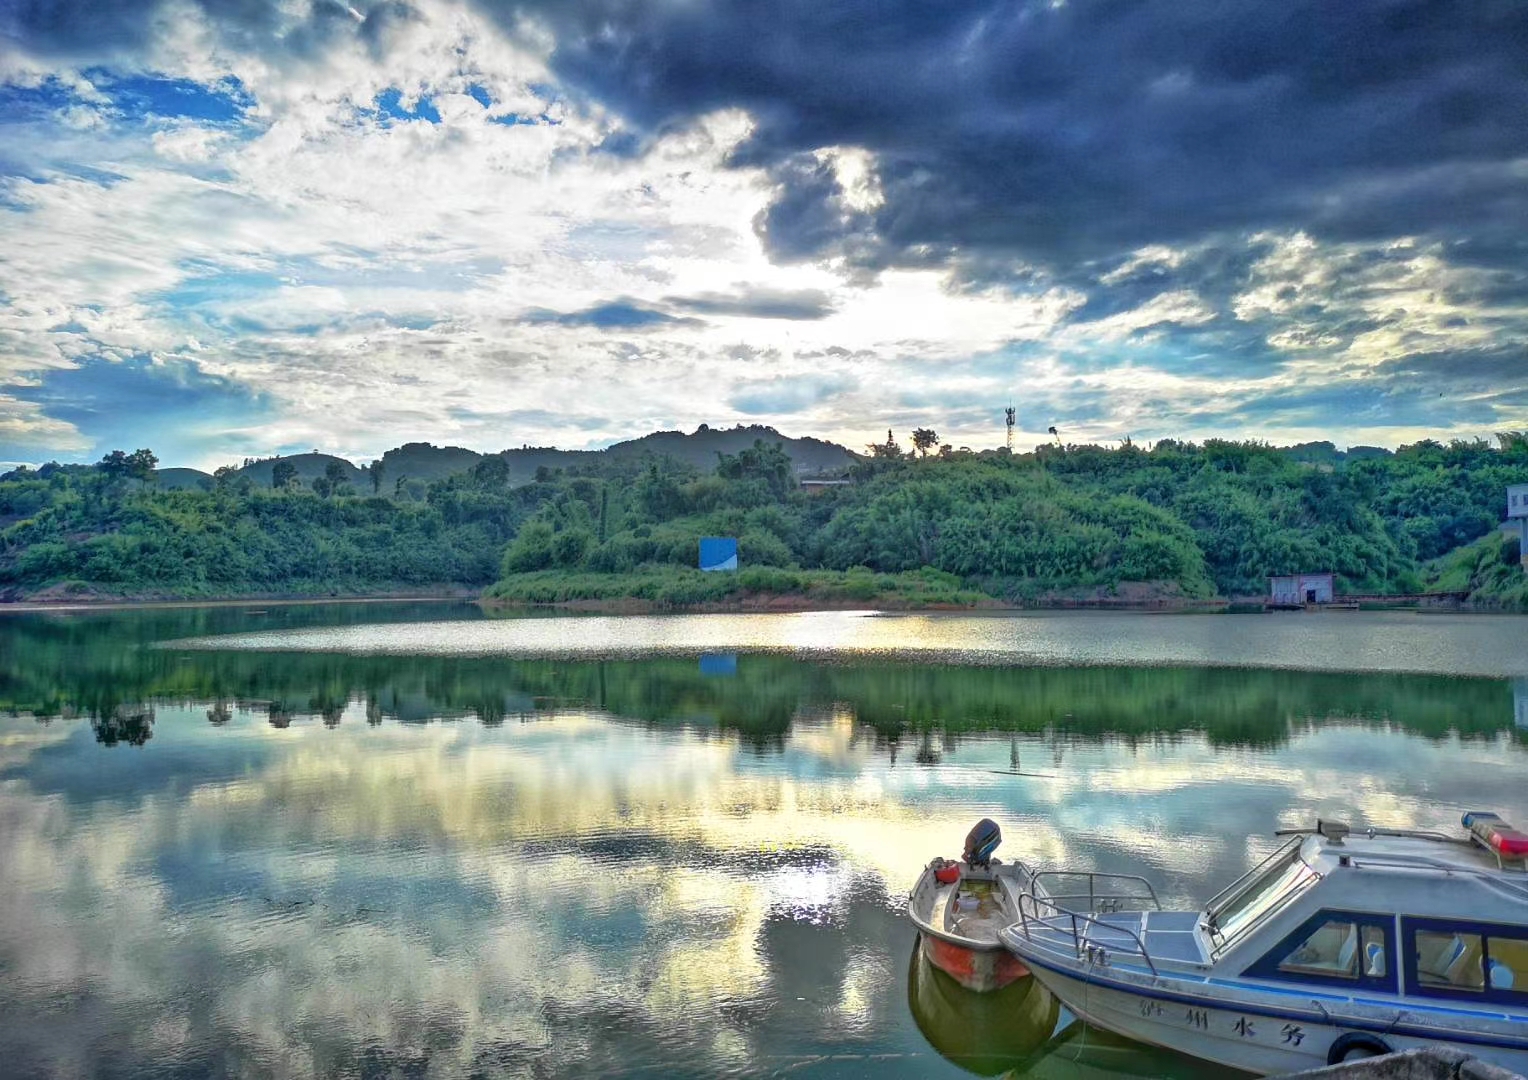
xmin=1 ymin=0 xmax=1526 ymax=470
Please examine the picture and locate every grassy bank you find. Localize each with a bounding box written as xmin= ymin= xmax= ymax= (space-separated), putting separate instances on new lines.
xmin=480 ymin=565 xmax=993 ymax=609
xmin=1426 ymin=532 xmax=1528 ymax=611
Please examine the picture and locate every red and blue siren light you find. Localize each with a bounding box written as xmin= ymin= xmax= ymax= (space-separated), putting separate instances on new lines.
xmin=1463 ymin=812 xmax=1528 ymax=858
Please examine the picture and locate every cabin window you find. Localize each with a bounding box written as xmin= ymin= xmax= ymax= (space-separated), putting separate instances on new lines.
xmin=1212 ymin=847 xmax=1319 ymax=947
xmin=1274 ymin=919 xmax=1387 ymax=979
xmin=1278 ymin=918 xmax=1361 ymax=978
xmin=1489 ymin=937 xmax=1527 ymax=992
xmin=1406 ymin=921 xmax=1528 ymax=1002
xmin=1242 ymin=910 xmax=1395 ymax=991
xmin=1415 ymin=930 xmax=1484 ymax=990
xmin=1362 ymin=926 xmax=1387 ymax=977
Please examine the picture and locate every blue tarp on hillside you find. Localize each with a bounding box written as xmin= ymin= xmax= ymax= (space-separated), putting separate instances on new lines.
xmin=699 ymin=537 xmax=738 ymax=572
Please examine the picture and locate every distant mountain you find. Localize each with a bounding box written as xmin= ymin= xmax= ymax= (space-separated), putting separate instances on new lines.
xmin=604 ymin=424 xmax=857 ymax=475
xmin=490 ymin=424 xmax=859 ymax=483
xmin=154 ymin=467 xmax=213 ymax=491
xmin=1279 ymin=441 xmax=1395 ymax=465
xmin=237 ymin=453 xmax=367 ymax=488
xmin=197 ymin=426 xmax=857 ymax=490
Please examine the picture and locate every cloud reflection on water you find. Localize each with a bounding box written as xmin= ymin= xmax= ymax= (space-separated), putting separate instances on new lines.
xmin=2 ymin=700 xmax=1527 ymax=1077
xmin=2 ymin=607 xmax=1528 ymax=1077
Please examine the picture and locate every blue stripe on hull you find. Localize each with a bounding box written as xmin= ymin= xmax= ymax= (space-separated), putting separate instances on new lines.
xmin=1016 ymin=951 xmax=1528 ymax=1054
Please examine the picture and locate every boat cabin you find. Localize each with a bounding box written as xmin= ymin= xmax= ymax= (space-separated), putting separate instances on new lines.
xmin=1009 ymin=815 xmax=1528 ymax=996
xmin=1000 ymin=815 xmax=1528 ymax=1074
xmin=1208 ymin=817 xmax=1528 ymax=1000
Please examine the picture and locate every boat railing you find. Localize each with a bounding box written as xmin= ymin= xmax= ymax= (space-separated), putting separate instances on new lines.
xmin=1029 ymin=871 xmax=1162 ymax=913
xmin=1203 ymin=834 xmax=1304 ymax=922
xmin=1013 ymin=891 xmax=1160 ymax=977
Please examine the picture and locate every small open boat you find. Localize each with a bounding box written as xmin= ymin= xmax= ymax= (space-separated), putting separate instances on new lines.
xmin=908 ymin=818 xmax=1039 ymax=992
xmin=907 ymin=937 xmax=1060 ymax=1076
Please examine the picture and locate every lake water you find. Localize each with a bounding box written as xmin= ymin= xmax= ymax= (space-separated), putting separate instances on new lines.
xmin=2 ymin=604 xmax=1526 ymax=1079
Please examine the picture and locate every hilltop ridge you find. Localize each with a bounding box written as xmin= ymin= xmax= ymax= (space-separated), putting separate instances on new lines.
xmin=146 ymin=424 xmax=861 ymax=491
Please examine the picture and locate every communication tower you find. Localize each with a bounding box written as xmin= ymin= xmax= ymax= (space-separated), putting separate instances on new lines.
xmin=1004 ymin=406 xmax=1016 ymax=452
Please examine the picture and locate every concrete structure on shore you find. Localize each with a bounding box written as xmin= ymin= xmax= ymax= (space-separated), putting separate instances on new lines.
xmin=1506 ymin=484 xmax=1528 ymax=572
xmin=1270 ymin=572 xmax=1336 ymax=605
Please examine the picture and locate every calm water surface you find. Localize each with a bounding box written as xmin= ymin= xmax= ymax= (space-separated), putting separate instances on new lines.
xmin=2 ymin=604 xmax=1526 ymax=1079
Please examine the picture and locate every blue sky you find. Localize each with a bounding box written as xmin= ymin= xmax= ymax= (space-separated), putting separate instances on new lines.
xmin=1 ymin=1 xmax=1526 ymax=469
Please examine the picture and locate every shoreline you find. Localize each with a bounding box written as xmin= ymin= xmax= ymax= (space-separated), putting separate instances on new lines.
xmin=0 ymin=591 xmax=475 ymax=615
xmin=0 ymin=590 xmax=1504 ymax=617
xmin=477 ymin=594 xmax=1232 ymax=615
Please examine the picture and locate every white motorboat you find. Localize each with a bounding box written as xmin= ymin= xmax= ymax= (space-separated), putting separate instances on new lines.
xmin=908 ymin=818 xmax=1041 ymax=992
xmin=998 ymin=813 xmax=1528 ymax=1076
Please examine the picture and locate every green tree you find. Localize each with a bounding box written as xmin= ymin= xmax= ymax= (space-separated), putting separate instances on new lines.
xmin=126 ymin=449 xmax=158 ymax=481
xmin=868 ymin=430 xmax=904 ymax=460
xmin=96 ymin=450 xmax=132 ymax=482
xmin=271 ymin=461 xmax=297 ymax=489
xmin=368 ymin=460 xmax=385 ymax=494
xmin=502 ymin=519 xmax=556 ymax=573
xmin=911 ymin=429 xmax=939 ymax=457
xmin=714 ymin=440 xmax=795 ymax=501
xmin=636 ymin=464 xmax=686 ymax=521
xmin=321 ymin=459 xmax=349 ymax=498
xmin=472 ymin=455 xmax=510 ymax=490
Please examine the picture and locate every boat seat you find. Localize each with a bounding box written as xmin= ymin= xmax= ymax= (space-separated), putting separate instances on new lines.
xmin=1445 ymin=938 xmax=1485 ymax=988
xmin=1336 ymin=925 xmax=1358 ymax=974
xmin=1417 ymin=934 xmax=1488 ymax=989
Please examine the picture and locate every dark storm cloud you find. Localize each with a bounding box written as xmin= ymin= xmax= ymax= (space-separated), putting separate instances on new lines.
xmin=666 ymin=285 xmax=835 ymax=320
xmin=498 ymin=0 xmax=1528 ymax=276
xmin=3 ymin=0 xmax=418 ymax=66
xmin=1371 ymin=345 xmax=1528 ymax=388
xmin=11 ymin=0 xmax=1527 ymax=277
xmin=1194 ymin=379 xmax=1503 ymax=430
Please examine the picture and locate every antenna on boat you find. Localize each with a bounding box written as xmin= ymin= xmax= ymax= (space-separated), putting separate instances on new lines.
xmin=1317 ymin=820 xmax=1351 ymax=844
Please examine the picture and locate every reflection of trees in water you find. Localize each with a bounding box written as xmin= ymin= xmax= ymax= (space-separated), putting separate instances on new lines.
xmin=6 ymin=621 xmax=1526 ymax=751
xmin=91 ymin=706 xmax=154 ymax=747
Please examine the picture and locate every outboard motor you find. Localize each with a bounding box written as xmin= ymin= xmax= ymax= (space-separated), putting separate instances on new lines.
xmin=963 ymin=818 xmax=1002 ymax=867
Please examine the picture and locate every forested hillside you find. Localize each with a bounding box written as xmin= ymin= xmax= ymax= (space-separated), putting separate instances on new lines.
xmin=2 ymin=433 xmax=1526 ymax=605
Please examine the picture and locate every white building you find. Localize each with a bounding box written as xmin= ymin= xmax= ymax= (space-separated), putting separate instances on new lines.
xmin=1269 ymin=572 xmax=1335 ymax=605
xmin=1506 ymin=485 xmax=1528 ymax=571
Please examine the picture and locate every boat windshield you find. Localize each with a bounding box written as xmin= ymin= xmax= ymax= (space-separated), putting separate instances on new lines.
xmin=1208 ymin=840 xmax=1318 ymax=951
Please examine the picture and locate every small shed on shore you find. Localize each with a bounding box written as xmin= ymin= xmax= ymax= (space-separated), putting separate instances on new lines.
xmin=1269 ymin=572 xmax=1335 ymax=605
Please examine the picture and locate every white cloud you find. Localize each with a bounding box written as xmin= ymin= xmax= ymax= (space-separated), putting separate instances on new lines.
xmin=1234 ymin=231 xmax=1524 ymax=365
xmin=1 ymin=5 xmax=1525 ymax=466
